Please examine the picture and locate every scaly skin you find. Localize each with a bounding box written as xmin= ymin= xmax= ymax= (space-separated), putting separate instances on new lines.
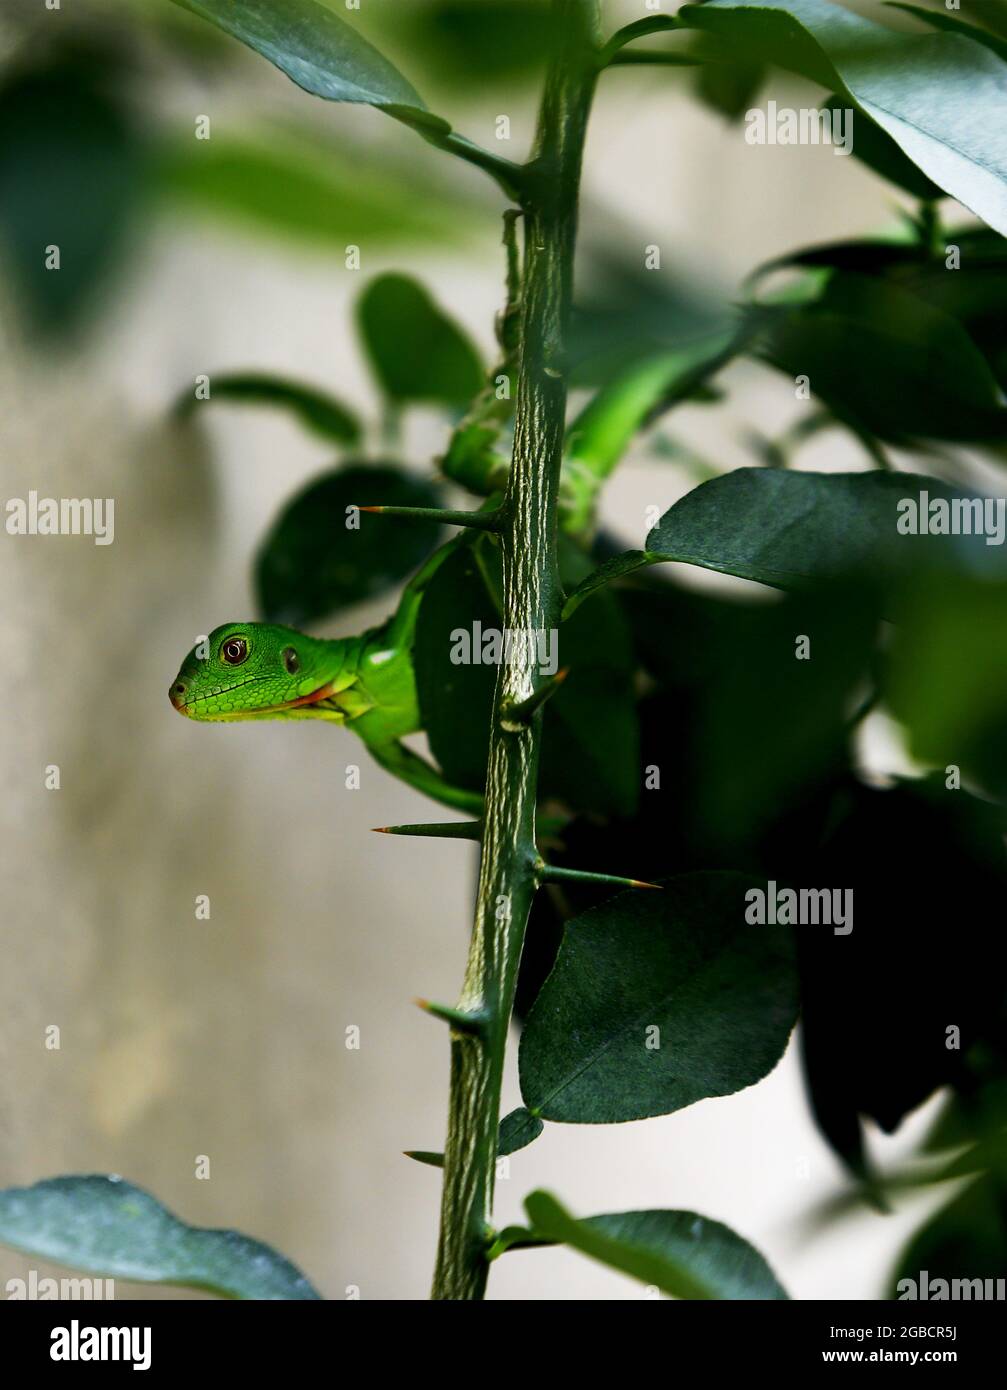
xmin=169 ymin=544 xmax=483 ymax=814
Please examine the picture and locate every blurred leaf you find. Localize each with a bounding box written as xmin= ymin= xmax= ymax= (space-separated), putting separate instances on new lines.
xmin=157 ymin=131 xmax=475 ymax=249
xmin=255 ymin=463 xmax=443 ymax=624
xmin=886 ymin=4 xmax=1007 ymax=65
xmin=678 ymin=0 xmax=1007 ymax=234
xmin=498 ymin=1107 xmax=544 ymax=1156
xmin=694 ymin=59 xmax=765 ymax=118
xmin=0 ymin=58 xmax=144 ymax=336
xmin=172 ymin=0 xmax=436 ymax=131
xmin=357 ymin=273 xmax=484 ymax=407
xmin=564 ymin=468 xmax=1007 ymax=616
xmin=178 ymin=372 xmax=361 ymax=444
xmin=524 ymin=1192 xmax=788 ymax=1299
xmin=519 ymin=872 xmax=798 ymax=1123
xmin=561 ymin=329 xmax=741 ymax=531
xmin=891 ymin=1173 xmax=1007 ymax=1297
xmin=796 ymin=777 xmax=1007 ymax=1178
xmin=760 ymin=274 xmax=1007 ymax=444
xmin=384 ymin=0 xmax=554 ymax=89
xmin=569 ymin=239 xmax=734 ymax=384
xmin=413 ymin=536 xmax=639 ymax=816
xmin=886 ymin=575 xmax=1007 ymax=799
xmin=0 ymin=1175 xmax=319 ymax=1300
xmin=413 ymin=540 xmax=496 ymax=791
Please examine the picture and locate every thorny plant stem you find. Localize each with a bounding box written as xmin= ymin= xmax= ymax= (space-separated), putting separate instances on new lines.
xmin=431 ymin=0 xmax=601 ymax=1301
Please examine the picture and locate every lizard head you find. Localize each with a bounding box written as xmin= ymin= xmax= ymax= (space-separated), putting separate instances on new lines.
xmin=169 ymin=622 xmax=340 ymax=720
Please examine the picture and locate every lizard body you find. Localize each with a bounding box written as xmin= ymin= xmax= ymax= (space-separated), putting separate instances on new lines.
xmin=169 ymin=542 xmax=482 ymax=814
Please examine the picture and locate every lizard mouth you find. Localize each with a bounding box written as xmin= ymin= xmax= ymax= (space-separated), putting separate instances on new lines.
xmin=170 ymin=679 xmax=336 ymax=719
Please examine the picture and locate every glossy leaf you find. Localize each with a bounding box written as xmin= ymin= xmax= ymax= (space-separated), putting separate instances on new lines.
xmin=498 ymin=1107 xmax=544 ymax=1157
xmin=678 ymin=0 xmax=1007 ymax=235
xmin=172 ymin=0 xmax=431 ymax=125
xmin=357 ymin=274 xmax=484 ymax=408
xmin=564 ymin=468 xmax=1007 ymax=616
xmin=255 ymin=464 xmax=443 ymax=624
xmin=524 ymin=1191 xmax=788 ymax=1299
xmin=519 ymin=872 xmax=798 ymax=1123
xmin=0 ymin=1175 xmax=320 ymax=1300
xmin=178 ymin=372 xmax=361 ymax=445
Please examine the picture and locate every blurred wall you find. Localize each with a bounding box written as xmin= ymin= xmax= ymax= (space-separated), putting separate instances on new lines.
xmin=0 ymin=0 xmax=957 ymax=1299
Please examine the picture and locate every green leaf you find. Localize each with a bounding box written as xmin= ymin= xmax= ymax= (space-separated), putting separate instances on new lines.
xmin=564 ymin=468 xmax=1007 ymax=615
xmin=498 ymin=1107 xmax=544 ymax=1157
xmin=561 ymin=329 xmax=741 ymax=531
xmin=172 ymin=0 xmax=430 ymax=123
xmin=820 ymin=95 xmax=941 ymax=201
xmin=759 ymin=274 xmax=1007 ymax=443
xmin=414 ymin=535 xmax=640 ymax=816
xmin=886 ymin=574 xmax=1007 ymax=799
xmin=519 ymin=872 xmax=798 ymax=1123
xmin=178 ymin=372 xmax=361 ymax=444
xmin=886 ymin=3 xmax=1007 ymax=66
xmin=524 ymin=1191 xmax=788 ymax=1299
xmin=0 ymin=1175 xmax=320 ymax=1300
xmin=405 ymin=1107 xmax=544 ymax=1171
xmin=255 ymin=463 xmax=444 ymax=624
xmin=0 ymin=58 xmax=144 ymax=337
xmin=357 ymin=274 xmax=484 ymax=408
xmin=679 ymin=0 xmax=1007 ymax=235
xmin=693 ymin=60 xmax=765 ymax=120
xmin=156 ymin=130 xmax=477 ymax=251
xmin=891 ymin=1173 xmax=1007 ymax=1298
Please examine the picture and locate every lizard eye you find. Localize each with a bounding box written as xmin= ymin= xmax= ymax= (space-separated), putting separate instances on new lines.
xmin=221 ymin=636 xmax=249 ymax=665
xmin=283 ymin=647 xmax=300 ymax=675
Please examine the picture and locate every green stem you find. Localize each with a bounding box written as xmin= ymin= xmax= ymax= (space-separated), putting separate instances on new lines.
xmin=430 ymin=0 xmax=601 ymax=1301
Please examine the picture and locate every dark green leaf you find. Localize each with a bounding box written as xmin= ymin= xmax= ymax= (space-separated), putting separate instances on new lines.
xmin=414 ymin=535 xmax=640 ymax=816
xmin=0 ymin=59 xmax=144 ymax=337
xmin=886 ymin=574 xmax=1007 ymax=799
xmin=255 ymin=464 xmax=443 ymax=624
xmin=795 ymin=777 xmax=1007 ymax=1177
xmin=678 ymin=0 xmax=1007 ymax=234
xmin=178 ymin=372 xmax=361 ymax=444
xmin=694 ymin=59 xmax=765 ymax=119
xmin=524 ymin=1191 xmax=788 ymax=1299
xmin=172 ymin=0 xmax=430 ymax=123
xmin=891 ymin=1174 xmax=1007 ymax=1298
xmin=0 ymin=1175 xmax=319 ymax=1300
xmin=519 ymin=872 xmax=799 ymax=1123
xmin=498 ymin=1107 xmax=545 ymax=1157
xmin=565 ymin=468 xmax=1007 ymax=616
xmin=760 ymin=274 xmax=1007 ymax=443
xmin=357 ymin=274 xmax=484 ymax=407
xmin=886 ymin=4 xmax=1007 ymax=66
xmin=821 ymin=94 xmax=941 ymax=201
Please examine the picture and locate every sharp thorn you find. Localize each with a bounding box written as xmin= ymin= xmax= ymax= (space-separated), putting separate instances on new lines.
xmin=404 ymin=1150 xmax=445 ymax=1168
xmin=501 ymin=669 xmax=569 ymax=728
xmin=356 ymin=505 xmax=503 ymax=532
xmin=537 ymin=864 xmax=662 ymax=891
xmin=372 ymin=821 xmax=483 ymax=841
xmin=415 ymin=999 xmax=489 ymax=1036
